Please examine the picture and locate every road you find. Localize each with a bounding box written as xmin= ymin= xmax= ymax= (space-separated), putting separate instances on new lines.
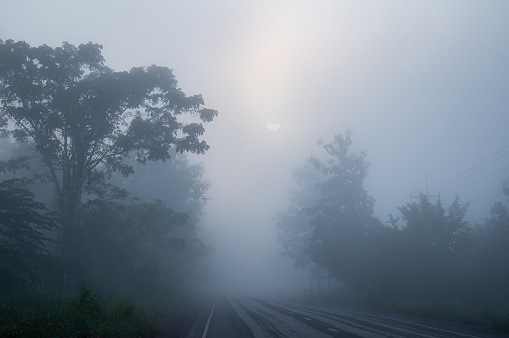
xmin=164 ymin=297 xmax=509 ymax=338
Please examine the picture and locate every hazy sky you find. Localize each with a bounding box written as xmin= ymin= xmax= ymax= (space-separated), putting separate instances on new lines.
xmin=2 ymin=1 xmax=509 ymax=292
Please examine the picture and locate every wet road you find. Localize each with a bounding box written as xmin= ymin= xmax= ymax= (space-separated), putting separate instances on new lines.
xmin=184 ymin=297 xmax=509 ymax=338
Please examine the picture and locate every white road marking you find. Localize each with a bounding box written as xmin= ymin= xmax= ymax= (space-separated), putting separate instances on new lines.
xmin=275 ymin=299 xmax=488 ymax=338
xmin=202 ymin=299 xmax=216 ymax=338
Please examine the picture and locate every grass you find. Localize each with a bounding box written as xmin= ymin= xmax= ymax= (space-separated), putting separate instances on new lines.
xmin=0 ymin=284 xmax=158 ymax=337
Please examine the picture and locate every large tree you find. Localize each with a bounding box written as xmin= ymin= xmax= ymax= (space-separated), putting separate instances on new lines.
xmin=276 ymin=161 xmax=323 ymax=270
xmin=306 ymin=132 xmax=382 ymax=285
xmin=0 ymin=40 xmax=217 ymax=262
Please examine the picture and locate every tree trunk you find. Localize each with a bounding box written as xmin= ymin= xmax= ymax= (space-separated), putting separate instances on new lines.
xmin=58 ymin=187 xmax=84 ymax=286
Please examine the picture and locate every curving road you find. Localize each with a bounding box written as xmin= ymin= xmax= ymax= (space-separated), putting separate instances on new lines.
xmin=182 ymin=297 xmax=508 ymax=338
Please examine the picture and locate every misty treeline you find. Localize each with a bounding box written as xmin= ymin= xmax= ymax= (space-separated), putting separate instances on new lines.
xmin=277 ymin=131 xmax=509 ymax=306
xmin=0 ymin=39 xmax=217 ymax=308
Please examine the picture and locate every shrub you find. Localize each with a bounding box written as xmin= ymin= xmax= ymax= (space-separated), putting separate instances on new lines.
xmin=0 ymin=285 xmax=157 ymax=337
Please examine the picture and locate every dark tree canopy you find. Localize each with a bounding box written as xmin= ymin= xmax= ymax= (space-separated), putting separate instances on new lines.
xmin=398 ymin=194 xmax=471 ymax=264
xmin=66 ymin=151 xmax=213 ymax=304
xmin=307 ymin=132 xmax=382 ymax=282
xmin=0 ymin=179 xmax=58 ymax=289
xmin=0 ymin=40 xmax=217 ymax=281
xmin=0 ymin=39 xmax=217 ymax=231
xmin=277 ymin=132 xmax=382 ymax=287
xmin=390 ymin=194 xmax=472 ymax=298
xmin=276 ymin=161 xmax=323 ymax=270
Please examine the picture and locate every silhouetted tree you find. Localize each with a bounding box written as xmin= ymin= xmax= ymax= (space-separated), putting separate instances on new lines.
xmin=276 ymin=161 xmax=323 ymax=269
xmin=111 ymin=151 xmax=210 ymax=220
xmin=306 ymin=132 xmax=382 ymax=286
xmin=396 ymin=194 xmax=471 ymax=297
xmin=76 ymin=199 xmax=196 ymax=303
xmin=473 ymin=201 xmax=509 ymax=303
xmin=0 ymin=40 xmax=217 ymax=274
xmin=77 ymin=152 xmax=213 ymax=304
xmin=0 ymin=179 xmax=58 ymax=291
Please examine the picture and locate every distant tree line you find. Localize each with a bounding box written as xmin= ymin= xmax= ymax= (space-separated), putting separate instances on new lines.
xmin=0 ymin=39 xmax=216 ymax=308
xmin=277 ymin=131 xmax=509 ymax=307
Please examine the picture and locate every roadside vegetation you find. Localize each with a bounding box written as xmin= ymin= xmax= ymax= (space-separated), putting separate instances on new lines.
xmin=0 ymin=285 xmax=157 ymax=337
xmin=298 ymin=288 xmax=509 ymax=332
xmin=1 ymin=38 xmax=508 ymax=334
xmin=0 ymin=40 xmax=215 ymax=336
xmin=278 ymin=131 xmax=509 ymax=332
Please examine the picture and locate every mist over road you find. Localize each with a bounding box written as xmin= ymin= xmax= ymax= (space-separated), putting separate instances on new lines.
xmin=174 ymin=297 xmax=508 ymax=338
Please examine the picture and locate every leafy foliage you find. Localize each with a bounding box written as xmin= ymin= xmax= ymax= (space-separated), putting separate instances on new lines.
xmin=276 ymin=161 xmax=323 ymax=269
xmin=111 ymin=151 xmax=210 ymax=219
xmin=77 ymin=198 xmax=189 ymax=278
xmin=389 ymin=194 xmax=472 ymax=299
xmin=277 ymin=132 xmax=479 ymax=304
xmin=64 ymin=185 xmax=209 ymax=309
xmin=0 ymin=39 xmax=215 ymax=313
xmin=468 ymin=201 xmax=509 ymax=303
xmin=0 ymin=179 xmax=58 ymax=290
xmin=73 ymin=153 xmax=213 ymax=307
xmin=306 ymin=132 xmax=383 ymax=284
xmin=0 ymin=40 xmax=217 ymax=272
xmin=0 ymin=285 xmax=157 ymax=337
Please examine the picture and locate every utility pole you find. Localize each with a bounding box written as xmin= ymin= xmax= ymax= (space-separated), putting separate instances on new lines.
xmin=411 ymin=173 xmax=440 ymax=199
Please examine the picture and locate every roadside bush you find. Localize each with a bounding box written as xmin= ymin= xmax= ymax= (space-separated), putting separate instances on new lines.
xmin=0 ymin=285 xmax=157 ymax=337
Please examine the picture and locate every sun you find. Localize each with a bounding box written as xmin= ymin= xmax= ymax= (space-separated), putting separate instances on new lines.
xmin=266 ymin=117 xmax=281 ymax=132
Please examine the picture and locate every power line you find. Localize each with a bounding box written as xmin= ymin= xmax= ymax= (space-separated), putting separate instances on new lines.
xmin=467 ymin=211 xmax=491 ymax=216
xmin=464 ymin=218 xmax=488 ymax=224
xmin=459 ymin=152 xmax=509 ymax=181
xmin=456 ymin=126 xmax=509 ymax=158
xmin=437 ymin=164 xmax=509 ymax=194
xmin=430 ymin=144 xmax=509 ymax=190
xmin=470 ymin=192 xmax=505 ymax=203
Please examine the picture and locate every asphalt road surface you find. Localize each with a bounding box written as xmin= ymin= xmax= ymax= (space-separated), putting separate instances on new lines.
xmin=168 ymin=297 xmax=509 ymax=338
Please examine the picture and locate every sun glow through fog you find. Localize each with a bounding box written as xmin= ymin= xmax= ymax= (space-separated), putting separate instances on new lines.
xmin=235 ymin=3 xmax=342 ymax=117
xmin=266 ymin=117 xmax=281 ymax=131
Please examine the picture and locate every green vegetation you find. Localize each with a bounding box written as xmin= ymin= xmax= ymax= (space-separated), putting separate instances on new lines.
xmin=0 ymin=38 xmax=216 ymax=290
xmin=278 ymin=131 xmax=509 ymax=331
xmin=0 ymin=40 xmax=215 ymax=334
xmin=0 ymin=285 xmax=158 ymax=338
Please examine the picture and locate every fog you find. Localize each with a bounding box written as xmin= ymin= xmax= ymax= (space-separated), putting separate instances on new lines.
xmin=1 ymin=1 xmax=509 ymax=302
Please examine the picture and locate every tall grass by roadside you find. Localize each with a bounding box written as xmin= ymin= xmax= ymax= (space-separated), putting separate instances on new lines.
xmin=0 ymin=284 xmax=158 ymax=337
